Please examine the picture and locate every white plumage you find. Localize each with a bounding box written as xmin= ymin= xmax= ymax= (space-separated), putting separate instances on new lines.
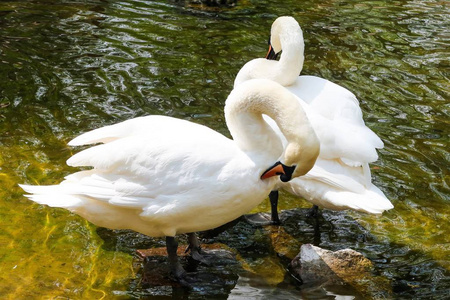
xmin=235 ymin=16 xmax=393 ymax=214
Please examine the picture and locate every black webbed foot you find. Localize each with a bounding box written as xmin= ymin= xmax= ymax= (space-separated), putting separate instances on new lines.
xmin=244 ymin=212 xmax=280 ymax=226
xmin=245 ymin=190 xmax=282 ymax=226
xmin=187 ymin=233 xmax=236 ymax=266
xmin=174 ymin=271 xmax=200 ymax=287
xmin=190 ymin=247 xmax=217 ymax=266
xmin=186 ymin=232 xmax=213 ymax=265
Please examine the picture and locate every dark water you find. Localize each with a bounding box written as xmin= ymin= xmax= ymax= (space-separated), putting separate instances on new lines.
xmin=0 ymin=0 xmax=448 ymax=298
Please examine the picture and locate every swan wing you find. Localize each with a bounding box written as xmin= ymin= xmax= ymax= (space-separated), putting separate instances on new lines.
xmin=300 ymin=160 xmax=366 ymax=193
xmin=66 ymin=123 xmax=243 ymax=202
xmin=21 ymin=136 xmax=260 ymax=236
xmin=291 ymin=76 xmax=358 ymax=105
xmin=293 ymin=95 xmax=382 ymax=165
xmin=284 ymin=159 xmax=393 ymax=214
xmin=68 ymin=115 xmax=200 ymax=146
xmin=285 ymin=76 xmax=383 ymax=164
xmin=22 ymin=116 xmax=268 ymax=236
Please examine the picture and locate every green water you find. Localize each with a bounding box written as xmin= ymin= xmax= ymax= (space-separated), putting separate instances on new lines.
xmin=0 ymin=0 xmax=448 ymax=298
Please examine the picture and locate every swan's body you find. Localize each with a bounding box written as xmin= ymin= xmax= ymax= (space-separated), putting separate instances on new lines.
xmin=235 ymin=16 xmax=392 ymax=214
xmin=23 ymin=116 xmax=273 ymax=237
xmin=20 ymin=79 xmax=319 ymax=278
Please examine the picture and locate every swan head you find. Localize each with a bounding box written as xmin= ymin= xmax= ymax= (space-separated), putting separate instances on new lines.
xmin=234 ymin=17 xmax=304 ymax=88
xmin=260 ymin=137 xmax=319 ymax=182
xmin=260 ymin=161 xmax=296 ymax=182
xmin=283 ymin=139 xmax=319 ymax=178
xmin=267 ymin=16 xmax=303 ymax=55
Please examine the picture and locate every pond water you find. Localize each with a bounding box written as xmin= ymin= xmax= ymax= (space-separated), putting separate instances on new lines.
xmin=0 ymin=0 xmax=448 ymax=298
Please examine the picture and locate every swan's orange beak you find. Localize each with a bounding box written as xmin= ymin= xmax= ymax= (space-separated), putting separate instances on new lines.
xmin=261 ymin=161 xmax=296 ymax=182
xmin=261 ymin=162 xmax=285 ymax=180
xmin=265 ymin=45 xmax=278 ymax=60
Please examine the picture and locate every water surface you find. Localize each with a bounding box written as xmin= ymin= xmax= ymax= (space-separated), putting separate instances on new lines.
xmin=0 ymin=0 xmax=448 ymax=298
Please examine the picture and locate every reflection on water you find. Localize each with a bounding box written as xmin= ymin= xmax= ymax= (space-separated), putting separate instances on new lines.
xmin=0 ymin=0 xmax=448 ymax=298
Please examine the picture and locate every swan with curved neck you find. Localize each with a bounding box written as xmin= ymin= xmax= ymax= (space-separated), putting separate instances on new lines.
xmin=20 ymin=79 xmax=319 ymax=281
xmin=236 ymin=16 xmax=383 ymax=165
xmin=235 ymin=17 xmax=392 ymax=220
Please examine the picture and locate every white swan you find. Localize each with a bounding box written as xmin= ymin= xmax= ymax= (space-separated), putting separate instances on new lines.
xmin=20 ymin=79 xmax=320 ymax=280
xmin=234 ymin=17 xmax=392 ymax=219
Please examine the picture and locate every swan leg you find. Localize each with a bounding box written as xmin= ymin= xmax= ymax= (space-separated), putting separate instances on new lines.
xmin=166 ymin=236 xmax=187 ymax=280
xmin=308 ymin=205 xmax=320 ymax=218
xmin=187 ymin=232 xmax=236 ymax=267
xmin=187 ymin=232 xmax=213 ymax=265
xmin=269 ymin=190 xmax=281 ymax=225
xmin=244 ymin=190 xmax=282 ymax=226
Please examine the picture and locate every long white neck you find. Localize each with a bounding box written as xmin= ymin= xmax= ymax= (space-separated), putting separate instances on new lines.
xmin=273 ymin=23 xmax=305 ymax=86
xmin=225 ymin=79 xmax=319 ymax=175
xmin=275 ymin=37 xmax=305 ymax=86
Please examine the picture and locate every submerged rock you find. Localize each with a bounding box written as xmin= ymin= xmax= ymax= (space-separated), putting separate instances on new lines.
xmin=289 ymin=244 xmax=392 ymax=298
xmin=265 ymin=225 xmax=302 ymax=260
xmin=289 ymin=244 xmax=373 ymax=284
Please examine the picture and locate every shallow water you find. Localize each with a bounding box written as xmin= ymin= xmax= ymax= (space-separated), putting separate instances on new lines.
xmin=0 ymin=0 xmax=448 ymax=298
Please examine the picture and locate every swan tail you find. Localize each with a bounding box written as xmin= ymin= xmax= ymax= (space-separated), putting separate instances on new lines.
xmin=19 ymin=183 xmax=143 ymax=233
xmin=19 ymin=170 xmax=115 ymax=207
xmin=19 ymin=184 xmax=83 ymax=208
xmin=324 ymin=185 xmax=393 ymax=214
xmin=287 ymin=163 xmax=393 ymax=214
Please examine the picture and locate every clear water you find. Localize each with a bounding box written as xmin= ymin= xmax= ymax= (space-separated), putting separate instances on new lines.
xmin=0 ymin=0 xmax=448 ymax=298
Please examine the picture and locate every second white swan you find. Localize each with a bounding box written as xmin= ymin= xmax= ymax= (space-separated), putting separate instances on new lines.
xmin=234 ymin=16 xmax=393 ymax=220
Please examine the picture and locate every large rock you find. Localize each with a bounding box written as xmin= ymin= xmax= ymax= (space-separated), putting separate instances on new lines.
xmin=289 ymin=244 xmax=392 ymax=298
xmin=290 ymin=244 xmax=373 ymax=284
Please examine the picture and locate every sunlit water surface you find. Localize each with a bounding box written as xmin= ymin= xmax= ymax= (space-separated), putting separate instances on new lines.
xmin=0 ymin=0 xmax=448 ymax=298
